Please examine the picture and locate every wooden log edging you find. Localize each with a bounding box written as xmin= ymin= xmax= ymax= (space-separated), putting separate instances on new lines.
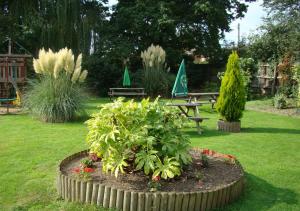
xmin=57 ymin=150 xmax=245 ymax=211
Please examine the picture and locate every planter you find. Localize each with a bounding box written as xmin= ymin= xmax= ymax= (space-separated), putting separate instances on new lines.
xmin=57 ymin=150 xmax=245 ymax=211
xmin=217 ymin=120 xmax=241 ymax=132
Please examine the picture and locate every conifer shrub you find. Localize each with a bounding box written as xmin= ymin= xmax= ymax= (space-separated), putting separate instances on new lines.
xmin=216 ymin=51 xmax=246 ymax=122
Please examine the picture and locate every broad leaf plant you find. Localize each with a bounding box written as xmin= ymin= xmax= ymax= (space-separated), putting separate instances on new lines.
xmin=85 ymin=97 xmax=191 ymax=179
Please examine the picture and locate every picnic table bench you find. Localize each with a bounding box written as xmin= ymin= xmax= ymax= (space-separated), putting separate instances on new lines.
xmin=166 ymin=102 xmax=209 ymax=134
xmin=187 ymin=92 xmax=219 ymax=109
xmin=108 ymin=88 xmax=147 ymax=100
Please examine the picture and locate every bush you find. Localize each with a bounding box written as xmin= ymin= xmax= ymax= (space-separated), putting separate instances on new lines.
xmin=24 ymin=48 xmax=87 ymax=122
xmin=292 ymin=64 xmax=300 ymax=106
xmin=216 ymin=51 xmax=246 ymax=122
xmin=83 ymin=54 xmax=123 ymax=96
xmin=273 ymin=93 xmax=288 ymax=109
xmin=85 ymin=98 xmax=191 ymax=179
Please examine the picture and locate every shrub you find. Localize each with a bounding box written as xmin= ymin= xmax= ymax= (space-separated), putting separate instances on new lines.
xmin=273 ymin=93 xmax=287 ymax=109
xmin=85 ymin=98 xmax=191 ymax=179
xmin=216 ymin=51 xmax=246 ymax=122
xmin=292 ymin=64 xmax=300 ymax=107
xmin=24 ymin=48 xmax=88 ymax=122
xmin=141 ymin=44 xmax=170 ymax=97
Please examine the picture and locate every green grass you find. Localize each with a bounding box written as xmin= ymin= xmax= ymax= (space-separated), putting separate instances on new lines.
xmin=0 ymin=98 xmax=300 ymax=210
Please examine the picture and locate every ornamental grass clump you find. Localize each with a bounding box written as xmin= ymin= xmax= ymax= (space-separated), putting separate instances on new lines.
xmin=85 ymin=97 xmax=191 ymax=179
xmin=24 ymin=48 xmax=88 ymax=123
xmin=216 ymin=51 xmax=246 ymax=122
xmin=141 ymin=44 xmax=170 ymax=97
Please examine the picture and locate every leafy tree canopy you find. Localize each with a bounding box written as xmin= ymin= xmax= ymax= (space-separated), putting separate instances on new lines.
xmin=247 ymin=0 xmax=300 ymax=62
xmin=96 ymin=0 xmax=254 ymax=68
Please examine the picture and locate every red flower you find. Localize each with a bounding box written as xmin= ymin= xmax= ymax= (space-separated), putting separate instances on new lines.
xmin=84 ymin=167 xmax=95 ymax=173
xmin=227 ymin=154 xmax=235 ymax=159
xmin=152 ymin=175 xmax=160 ymax=182
xmin=72 ymin=167 xmax=81 ymax=174
xmin=202 ymin=149 xmax=210 ymax=155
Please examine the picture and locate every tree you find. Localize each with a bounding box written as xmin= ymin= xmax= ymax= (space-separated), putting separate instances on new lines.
xmin=97 ymin=0 xmax=253 ymax=69
xmin=216 ymin=51 xmax=246 ymax=122
xmin=247 ymin=0 xmax=300 ymax=62
xmin=0 ymin=0 xmax=108 ymax=55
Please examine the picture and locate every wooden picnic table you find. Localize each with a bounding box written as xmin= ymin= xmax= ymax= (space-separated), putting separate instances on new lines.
xmin=187 ymin=92 xmax=219 ymax=109
xmin=108 ymin=88 xmax=147 ymax=100
xmin=166 ymin=102 xmax=209 ymax=134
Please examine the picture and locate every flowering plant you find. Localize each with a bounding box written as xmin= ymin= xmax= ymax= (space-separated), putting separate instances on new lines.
xmin=33 ymin=48 xmax=88 ymax=83
xmin=24 ymin=48 xmax=88 ymax=122
xmin=201 ymin=149 xmax=236 ymax=164
xmin=72 ymin=166 xmax=95 ymax=180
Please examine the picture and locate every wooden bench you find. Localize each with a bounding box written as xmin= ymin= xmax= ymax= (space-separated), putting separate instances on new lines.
xmin=108 ymin=88 xmax=147 ymax=100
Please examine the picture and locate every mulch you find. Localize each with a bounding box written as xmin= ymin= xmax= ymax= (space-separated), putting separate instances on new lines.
xmin=61 ymin=151 xmax=244 ymax=192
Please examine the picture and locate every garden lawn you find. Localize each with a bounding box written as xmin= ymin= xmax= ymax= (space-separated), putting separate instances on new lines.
xmin=0 ymin=98 xmax=299 ymax=211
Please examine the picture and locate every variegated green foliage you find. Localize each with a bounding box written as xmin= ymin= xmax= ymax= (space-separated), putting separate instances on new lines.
xmin=85 ymin=98 xmax=191 ymax=179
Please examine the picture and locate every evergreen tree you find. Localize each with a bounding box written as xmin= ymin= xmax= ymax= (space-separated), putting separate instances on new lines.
xmin=216 ymin=51 xmax=246 ymax=122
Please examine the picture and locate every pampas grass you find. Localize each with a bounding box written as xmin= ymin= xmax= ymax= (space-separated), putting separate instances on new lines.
xmin=24 ymin=48 xmax=87 ymax=123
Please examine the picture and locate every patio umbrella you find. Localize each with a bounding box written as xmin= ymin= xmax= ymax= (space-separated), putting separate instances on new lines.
xmin=172 ymin=59 xmax=188 ymax=97
xmin=122 ymin=66 xmax=131 ymax=87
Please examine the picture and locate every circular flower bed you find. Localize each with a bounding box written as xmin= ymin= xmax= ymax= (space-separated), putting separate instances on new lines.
xmin=57 ymin=99 xmax=245 ymax=210
xmin=57 ymin=149 xmax=244 ymax=211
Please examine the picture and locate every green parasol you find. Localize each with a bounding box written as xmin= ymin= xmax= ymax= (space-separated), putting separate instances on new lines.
xmin=172 ymin=59 xmax=188 ymax=97
xmin=122 ymin=66 xmax=131 ymax=87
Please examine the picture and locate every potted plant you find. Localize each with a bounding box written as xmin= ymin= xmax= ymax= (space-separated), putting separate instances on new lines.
xmin=216 ymin=51 xmax=246 ymax=132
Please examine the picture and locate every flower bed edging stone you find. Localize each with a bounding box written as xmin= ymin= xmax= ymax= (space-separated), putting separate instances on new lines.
xmin=57 ymin=150 xmax=245 ymax=211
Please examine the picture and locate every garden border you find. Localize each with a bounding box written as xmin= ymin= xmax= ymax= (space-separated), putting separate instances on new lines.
xmin=57 ymin=150 xmax=245 ymax=211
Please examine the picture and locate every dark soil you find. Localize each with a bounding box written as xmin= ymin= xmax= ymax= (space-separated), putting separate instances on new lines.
xmin=61 ymin=150 xmax=244 ymax=192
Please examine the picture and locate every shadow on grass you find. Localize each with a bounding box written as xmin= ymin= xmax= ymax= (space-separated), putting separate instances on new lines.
xmin=242 ymin=127 xmax=300 ymax=134
xmin=184 ymin=128 xmax=230 ymax=138
xmin=235 ymin=173 xmax=298 ymax=210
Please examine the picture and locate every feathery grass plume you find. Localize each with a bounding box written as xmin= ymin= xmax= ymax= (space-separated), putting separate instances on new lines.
xmin=71 ymin=67 xmax=81 ymax=83
xmin=25 ymin=47 xmax=88 ymax=123
xmin=64 ymin=49 xmax=75 ymax=73
xmin=33 ymin=59 xmax=42 ymax=73
xmin=141 ymin=44 xmax=170 ymax=97
xmin=71 ymin=54 xmax=85 ymax=83
xmin=78 ymin=70 xmax=88 ymax=83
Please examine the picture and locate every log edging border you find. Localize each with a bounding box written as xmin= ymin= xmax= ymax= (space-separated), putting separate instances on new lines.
xmin=57 ymin=150 xmax=245 ymax=211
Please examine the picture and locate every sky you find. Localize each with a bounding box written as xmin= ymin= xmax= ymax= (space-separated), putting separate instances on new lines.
xmin=108 ymin=0 xmax=267 ymax=44
xmin=225 ymin=0 xmax=266 ymax=43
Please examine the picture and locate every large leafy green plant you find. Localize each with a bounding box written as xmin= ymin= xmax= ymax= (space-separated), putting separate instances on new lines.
xmin=216 ymin=51 xmax=246 ymax=122
xmin=85 ymin=98 xmax=191 ymax=179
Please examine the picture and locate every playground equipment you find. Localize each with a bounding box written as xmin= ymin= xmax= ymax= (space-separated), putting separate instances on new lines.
xmin=0 ymin=38 xmax=31 ymax=112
